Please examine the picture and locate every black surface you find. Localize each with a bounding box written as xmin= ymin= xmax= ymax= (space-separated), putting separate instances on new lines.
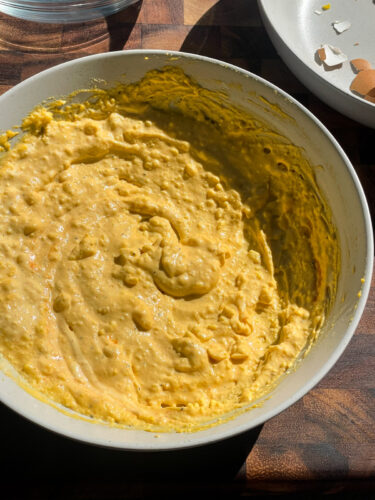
xmin=1 ymin=401 xmax=262 ymax=487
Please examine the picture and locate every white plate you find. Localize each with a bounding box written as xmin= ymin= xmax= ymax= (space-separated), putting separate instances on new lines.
xmin=258 ymin=0 xmax=375 ymax=128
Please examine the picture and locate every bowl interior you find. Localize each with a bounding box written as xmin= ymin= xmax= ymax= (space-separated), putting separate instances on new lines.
xmin=0 ymin=51 xmax=372 ymax=450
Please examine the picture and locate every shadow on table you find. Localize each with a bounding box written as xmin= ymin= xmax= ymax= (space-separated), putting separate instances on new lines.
xmin=105 ymin=0 xmax=142 ymax=52
xmin=180 ymin=0 xmax=276 ymax=73
xmin=0 ymin=402 xmax=262 ymax=486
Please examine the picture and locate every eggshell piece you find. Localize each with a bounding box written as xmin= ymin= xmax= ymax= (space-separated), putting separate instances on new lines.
xmin=332 ymin=20 xmax=351 ymax=34
xmin=350 ymin=58 xmax=372 ymax=73
xmin=317 ymin=47 xmax=326 ymax=62
xmin=365 ymin=87 xmax=375 ymax=104
xmin=317 ymin=45 xmax=348 ymax=67
xmin=350 ymin=69 xmax=375 ymax=96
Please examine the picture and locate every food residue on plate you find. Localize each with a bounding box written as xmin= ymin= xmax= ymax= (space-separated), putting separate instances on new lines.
xmin=314 ymin=3 xmax=331 ymax=14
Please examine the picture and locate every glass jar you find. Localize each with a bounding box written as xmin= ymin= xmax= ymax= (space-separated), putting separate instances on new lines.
xmin=0 ymin=0 xmax=139 ymax=23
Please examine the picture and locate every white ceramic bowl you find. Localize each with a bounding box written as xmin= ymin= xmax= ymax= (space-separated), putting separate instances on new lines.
xmin=0 ymin=50 xmax=372 ymax=450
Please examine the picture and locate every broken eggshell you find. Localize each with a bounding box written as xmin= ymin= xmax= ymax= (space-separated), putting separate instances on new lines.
xmin=350 ymin=58 xmax=373 ymax=73
xmin=317 ymin=44 xmax=348 ymax=68
xmin=332 ymin=20 xmax=351 ymax=34
xmin=365 ymin=94 xmax=375 ymax=104
xmin=350 ymin=69 xmax=375 ymax=97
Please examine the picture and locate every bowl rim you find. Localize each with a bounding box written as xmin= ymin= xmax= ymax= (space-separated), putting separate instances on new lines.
xmin=0 ymin=49 xmax=373 ymax=451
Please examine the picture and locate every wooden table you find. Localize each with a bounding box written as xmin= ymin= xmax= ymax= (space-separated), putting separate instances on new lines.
xmin=0 ymin=1 xmax=374 ymax=497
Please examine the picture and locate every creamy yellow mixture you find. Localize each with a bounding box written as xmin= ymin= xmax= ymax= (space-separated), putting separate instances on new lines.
xmin=0 ymin=67 xmax=338 ymax=431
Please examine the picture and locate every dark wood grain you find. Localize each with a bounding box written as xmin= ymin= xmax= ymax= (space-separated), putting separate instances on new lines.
xmin=0 ymin=0 xmax=374 ymax=496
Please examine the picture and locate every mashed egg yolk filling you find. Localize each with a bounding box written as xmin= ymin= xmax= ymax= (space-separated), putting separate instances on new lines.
xmin=0 ymin=67 xmax=338 ymax=431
